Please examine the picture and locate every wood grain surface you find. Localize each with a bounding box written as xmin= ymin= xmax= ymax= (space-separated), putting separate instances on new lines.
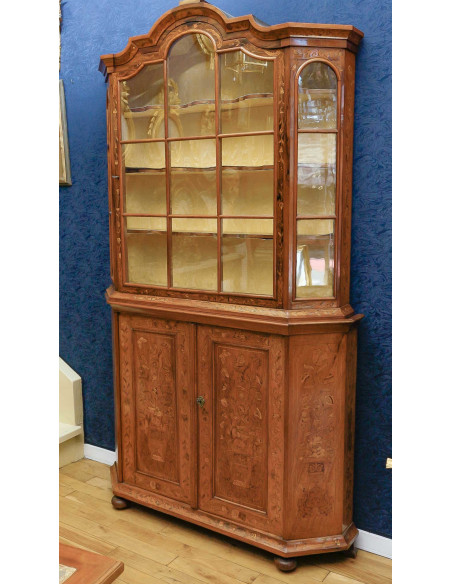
xmin=60 ymin=460 xmax=391 ymax=584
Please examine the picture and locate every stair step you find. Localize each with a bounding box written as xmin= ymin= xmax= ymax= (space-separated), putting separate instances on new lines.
xmin=59 ymin=422 xmax=82 ymax=444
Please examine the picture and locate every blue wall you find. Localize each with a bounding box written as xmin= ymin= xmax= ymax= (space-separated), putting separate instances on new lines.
xmin=59 ymin=0 xmax=391 ymax=538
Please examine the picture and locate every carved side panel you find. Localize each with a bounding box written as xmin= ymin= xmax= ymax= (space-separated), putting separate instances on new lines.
xmin=198 ymin=326 xmax=285 ymax=534
xmin=214 ymin=344 xmax=269 ymax=511
xmin=133 ymin=330 xmax=178 ymax=482
xmin=118 ymin=314 xmax=195 ymax=505
xmin=285 ymin=333 xmax=346 ymax=539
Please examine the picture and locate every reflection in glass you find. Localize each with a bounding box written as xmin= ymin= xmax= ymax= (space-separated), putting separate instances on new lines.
xmin=126 ymin=217 xmax=166 ymax=231
xmin=172 ymin=217 xmax=217 ymax=234
xmin=126 ymin=232 xmax=167 ymax=286
xmin=222 ymin=168 xmax=273 ymax=216
xmin=120 ymin=63 xmax=165 ymax=140
xmin=123 ymin=142 xmax=165 ymax=170
xmin=296 ymin=219 xmax=334 ymax=298
xmin=171 ymin=170 xmax=216 ymax=215
xmin=170 ymin=139 xmax=216 ymax=168
xmin=125 ymin=173 xmax=166 ymax=215
xmin=220 ymin=52 xmax=273 ymax=133
xmin=167 ymin=34 xmax=216 ymax=137
xmin=298 ymin=62 xmax=337 ymax=129
xmin=297 ymin=163 xmax=336 ymax=216
xmin=298 ymin=133 xmax=336 ymax=165
xmin=222 ymin=135 xmax=273 ymax=167
xmin=222 ymin=234 xmax=273 ymax=296
xmin=222 ymin=218 xmax=273 ymax=236
xmin=172 ymin=218 xmax=217 ymax=290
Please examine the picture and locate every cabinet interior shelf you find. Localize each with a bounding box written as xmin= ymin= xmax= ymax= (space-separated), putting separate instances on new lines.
xmin=124 ymin=94 xmax=273 ymax=118
xmin=127 ymin=229 xmax=273 ymax=238
xmin=125 ymin=165 xmax=274 ymax=173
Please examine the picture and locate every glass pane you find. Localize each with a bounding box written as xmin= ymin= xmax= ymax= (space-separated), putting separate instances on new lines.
xmin=298 ymin=62 xmax=337 ymax=130
xmin=170 ymin=139 xmax=216 ymax=169
xmin=167 ymin=34 xmax=216 ymax=137
xmin=126 ymin=232 xmax=167 ymax=286
xmin=296 ymin=219 xmax=334 ymax=298
xmin=172 ymin=219 xmax=217 ymax=290
xmin=220 ymin=52 xmax=273 ymax=134
xmin=297 ymin=163 xmax=336 ymax=216
xmin=120 ymin=63 xmax=165 ymax=140
xmin=123 ymin=142 xmax=165 ymax=170
xmin=222 ymin=232 xmax=273 ymax=296
xmin=126 ymin=217 xmax=166 ymax=231
xmin=222 ymin=168 xmax=273 ymax=216
xmin=222 ymin=135 xmax=273 ymax=167
xmin=298 ymin=134 xmax=336 ymax=165
xmin=172 ymin=217 xmax=217 ymax=234
xmin=171 ymin=169 xmax=216 ymax=215
xmin=222 ymin=218 xmax=273 ymax=236
xmin=221 ymin=52 xmax=274 ymax=99
xmin=125 ymin=173 xmax=166 ymax=215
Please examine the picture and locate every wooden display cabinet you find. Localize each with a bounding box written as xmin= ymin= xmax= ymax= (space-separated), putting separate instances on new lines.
xmin=99 ymin=0 xmax=364 ymax=572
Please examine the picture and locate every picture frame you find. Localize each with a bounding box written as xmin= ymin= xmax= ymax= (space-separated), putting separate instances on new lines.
xmin=59 ymin=79 xmax=72 ymax=186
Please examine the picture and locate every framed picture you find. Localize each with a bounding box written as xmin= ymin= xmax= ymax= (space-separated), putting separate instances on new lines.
xmin=59 ymin=79 xmax=72 ymax=186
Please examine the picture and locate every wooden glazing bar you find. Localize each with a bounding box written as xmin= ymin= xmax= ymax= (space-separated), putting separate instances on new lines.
xmin=297 ymin=129 xmax=338 ymax=134
xmin=120 ymin=138 xmax=166 ymax=144
xmin=164 ymin=59 xmax=172 ymax=288
xmin=215 ymin=51 xmax=222 ymax=293
xmin=218 ymin=130 xmax=274 ymax=139
xmin=295 ymin=215 xmax=337 ymax=220
xmin=123 ymin=213 xmax=167 ymax=217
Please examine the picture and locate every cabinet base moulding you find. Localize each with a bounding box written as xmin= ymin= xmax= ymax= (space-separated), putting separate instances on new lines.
xmin=110 ymin=463 xmax=358 ymax=558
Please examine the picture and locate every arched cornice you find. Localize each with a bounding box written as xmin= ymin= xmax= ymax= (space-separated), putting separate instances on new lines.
xmin=99 ymin=2 xmax=363 ymax=77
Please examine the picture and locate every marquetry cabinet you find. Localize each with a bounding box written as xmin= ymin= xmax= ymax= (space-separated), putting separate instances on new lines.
xmin=100 ymin=0 xmax=364 ymax=572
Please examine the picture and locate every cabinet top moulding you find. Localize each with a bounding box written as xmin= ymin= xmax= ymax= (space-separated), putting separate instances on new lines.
xmin=98 ymin=3 xmax=363 ymax=77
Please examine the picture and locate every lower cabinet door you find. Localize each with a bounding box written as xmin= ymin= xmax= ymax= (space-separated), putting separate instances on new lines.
xmin=197 ymin=325 xmax=285 ymax=534
xmin=118 ymin=314 xmax=196 ymax=506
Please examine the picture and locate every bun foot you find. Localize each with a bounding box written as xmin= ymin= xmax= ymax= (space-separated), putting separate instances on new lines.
xmin=111 ymin=495 xmax=129 ymax=510
xmin=342 ymin=543 xmax=357 ymax=558
xmin=274 ymin=557 xmax=297 ymax=572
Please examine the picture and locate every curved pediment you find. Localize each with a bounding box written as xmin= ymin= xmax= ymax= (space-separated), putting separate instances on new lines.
xmin=99 ymin=2 xmax=363 ymax=77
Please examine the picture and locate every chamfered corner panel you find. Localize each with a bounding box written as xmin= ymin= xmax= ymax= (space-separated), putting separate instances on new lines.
xmin=118 ymin=314 xmax=196 ymax=505
xmin=285 ymin=332 xmax=347 ymax=540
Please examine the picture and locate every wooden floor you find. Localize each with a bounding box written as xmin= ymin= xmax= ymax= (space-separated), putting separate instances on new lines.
xmin=59 ymin=460 xmax=392 ymax=584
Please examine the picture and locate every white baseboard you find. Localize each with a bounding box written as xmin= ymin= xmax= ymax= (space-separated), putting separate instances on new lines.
xmin=82 ymin=443 xmax=392 ymax=559
xmin=83 ymin=444 xmax=117 ymax=466
xmin=355 ymin=529 xmax=392 ymax=559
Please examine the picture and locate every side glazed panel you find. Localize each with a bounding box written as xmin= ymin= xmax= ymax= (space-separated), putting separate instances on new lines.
xmin=197 ymin=326 xmax=285 ymax=534
xmin=118 ymin=314 xmax=196 ymax=505
xmin=286 ymin=332 xmax=346 ymax=539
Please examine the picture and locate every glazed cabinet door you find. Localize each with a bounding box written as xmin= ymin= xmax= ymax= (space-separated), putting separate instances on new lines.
xmin=118 ymin=314 xmax=196 ymax=506
xmin=197 ymin=325 xmax=285 ymax=535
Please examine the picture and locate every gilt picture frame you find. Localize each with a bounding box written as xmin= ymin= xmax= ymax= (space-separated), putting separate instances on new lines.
xmin=59 ymin=79 xmax=72 ymax=186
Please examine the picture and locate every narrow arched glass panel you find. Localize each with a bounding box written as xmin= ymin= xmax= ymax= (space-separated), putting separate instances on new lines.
xmin=298 ymin=62 xmax=337 ymax=130
xmin=167 ymin=34 xmax=216 ymax=137
xmin=296 ymin=62 xmax=338 ymax=300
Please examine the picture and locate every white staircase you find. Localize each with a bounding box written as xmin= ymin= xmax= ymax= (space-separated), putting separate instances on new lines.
xmin=59 ymin=358 xmax=84 ymax=467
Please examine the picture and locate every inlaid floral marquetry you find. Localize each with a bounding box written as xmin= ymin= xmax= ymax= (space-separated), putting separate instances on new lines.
xmin=101 ymin=1 xmax=363 ymax=572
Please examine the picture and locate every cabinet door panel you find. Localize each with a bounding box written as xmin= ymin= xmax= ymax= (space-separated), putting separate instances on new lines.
xmin=197 ymin=326 xmax=285 ymax=534
xmin=118 ymin=314 xmax=195 ymax=505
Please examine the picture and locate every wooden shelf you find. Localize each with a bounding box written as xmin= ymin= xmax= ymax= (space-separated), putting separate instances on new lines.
xmin=125 ymin=165 xmax=274 ymax=174
xmin=123 ymin=94 xmax=273 ymax=118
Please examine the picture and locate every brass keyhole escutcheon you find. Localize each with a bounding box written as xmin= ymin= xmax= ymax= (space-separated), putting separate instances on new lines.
xmin=196 ymin=396 xmax=205 ymax=408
